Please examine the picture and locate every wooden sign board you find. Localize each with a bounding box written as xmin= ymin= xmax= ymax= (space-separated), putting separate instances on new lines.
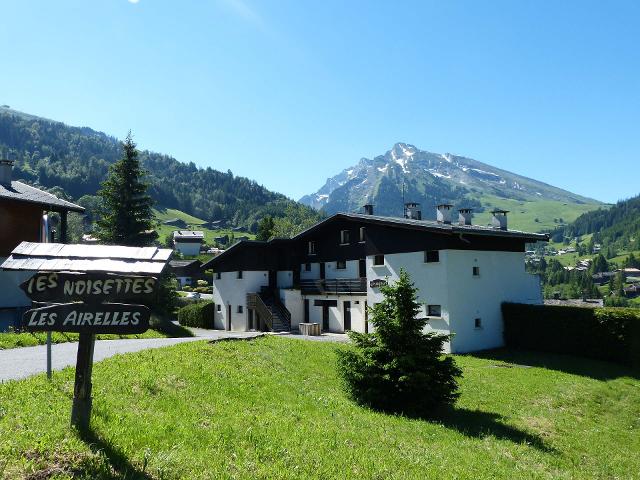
xmin=22 ymin=303 xmax=150 ymax=334
xmin=21 ymin=272 xmax=157 ymax=304
xmin=369 ymin=279 xmax=388 ymax=288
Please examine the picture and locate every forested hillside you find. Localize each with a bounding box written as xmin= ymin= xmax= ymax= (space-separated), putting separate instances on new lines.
xmin=553 ymin=194 xmax=640 ymax=252
xmin=0 ymin=107 xmax=319 ymax=231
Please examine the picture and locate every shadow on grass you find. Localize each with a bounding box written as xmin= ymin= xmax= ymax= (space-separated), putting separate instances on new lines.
xmin=425 ymin=407 xmax=556 ymax=453
xmin=150 ymin=314 xmax=194 ymax=338
xmin=468 ymin=348 xmax=638 ymax=381
xmin=78 ymin=427 xmax=154 ymax=480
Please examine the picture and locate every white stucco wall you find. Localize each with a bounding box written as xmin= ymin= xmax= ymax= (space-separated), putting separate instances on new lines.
xmin=364 ymin=249 xmax=542 ymax=353
xmin=303 ymin=294 xmax=367 ymax=333
xmin=281 ymin=289 xmax=304 ymax=329
xmin=300 ymin=263 xmax=320 ymax=280
xmin=175 ymin=241 xmax=201 ymax=257
xmin=211 ymin=270 xmax=269 ymax=331
xmin=366 ymin=251 xmax=452 ymax=351
xmin=324 ymin=260 xmax=359 ymax=280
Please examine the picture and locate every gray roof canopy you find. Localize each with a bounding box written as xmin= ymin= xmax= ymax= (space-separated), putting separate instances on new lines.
xmin=0 ymin=181 xmax=84 ymax=213
xmin=0 ymin=242 xmax=173 ymax=274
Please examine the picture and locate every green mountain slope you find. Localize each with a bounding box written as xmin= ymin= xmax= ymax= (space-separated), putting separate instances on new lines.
xmin=0 ymin=106 xmax=318 ymax=231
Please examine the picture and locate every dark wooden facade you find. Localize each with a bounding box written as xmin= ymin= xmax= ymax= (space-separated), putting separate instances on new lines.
xmin=0 ymin=200 xmax=42 ymax=256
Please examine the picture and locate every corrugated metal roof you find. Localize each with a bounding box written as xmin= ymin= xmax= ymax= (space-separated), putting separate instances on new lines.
xmin=0 ymin=181 xmax=84 ymax=212
xmin=0 ymin=242 xmax=172 ymax=274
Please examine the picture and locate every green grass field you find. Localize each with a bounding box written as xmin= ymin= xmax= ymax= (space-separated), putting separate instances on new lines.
xmin=471 ymin=194 xmax=603 ymax=233
xmin=0 ymin=337 xmax=638 ymax=479
xmin=153 ymin=207 xmax=255 ymax=246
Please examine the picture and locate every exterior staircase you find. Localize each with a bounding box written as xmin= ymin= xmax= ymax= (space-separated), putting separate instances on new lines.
xmin=246 ymin=288 xmax=291 ymax=332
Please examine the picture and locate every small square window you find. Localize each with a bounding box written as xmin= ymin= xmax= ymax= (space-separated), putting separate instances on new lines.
xmin=428 ymin=305 xmax=442 ymax=317
xmin=472 ymin=266 xmax=480 ymax=276
xmin=216 ymin=304 xmax=221 ymax=312
xmin=237 ymin=270 xmax=243 ymax=279
xmin=374 ymin=254 xmax=384 ymax=266
xmin=308 ymin=241 xmax=316 ymax=255
xmin=425 ymin=250 xmax=440 ymax=263
xmin=304 ymin=263 xmax=311 ymax=272
xmin=474 ymin=318 xmax=482 ymax=329
xmin=340 ymin=230 xmax=350 ymax=245
xmin=215 ymin=272 xmax=221 ymax=280
xmin=336 ymin=260 xmax=346 ymax=270
xmin=359 ymin=227 xmax=365 ymax=242
xmin=237 ymin=305 xmax=244 ymax=314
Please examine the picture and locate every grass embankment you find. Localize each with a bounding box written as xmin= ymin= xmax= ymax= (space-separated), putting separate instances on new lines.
xmin=0 ymin=316 xmax=193 ymax=350
xmin=1 ymin=337 xmax=638 ymax=479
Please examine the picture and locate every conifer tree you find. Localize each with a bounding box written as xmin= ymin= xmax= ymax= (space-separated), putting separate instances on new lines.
xmin=337 ymin=270 xmax=462 ymax=415
xmin=95 ymin=132 xmax=158 ymax=246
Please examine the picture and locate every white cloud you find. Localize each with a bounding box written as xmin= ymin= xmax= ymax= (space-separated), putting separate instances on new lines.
xmin=128 ymin=0 xmax=140 ymax=4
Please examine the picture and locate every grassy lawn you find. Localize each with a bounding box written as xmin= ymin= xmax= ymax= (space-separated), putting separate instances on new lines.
xmin=0 ymin=337 xmax=638 ymax=479
xmin=0 ymin=317 xmax=193 ymax=350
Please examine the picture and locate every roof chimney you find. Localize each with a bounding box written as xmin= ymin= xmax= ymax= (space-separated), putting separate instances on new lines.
xmin=491 ymin=209 xmax=509 ymax=230
xmin=363 ymin=204 xmax=374 ymax=215
xmin=0 ymin=159 xmax=14 ymax=187
xmin=436 ymin=204 xmax=453 ymax=224
xmin=458 ymin=208 xmax=473 ymax=226
xmin=404 ymin=202 xmax=421 ymax=220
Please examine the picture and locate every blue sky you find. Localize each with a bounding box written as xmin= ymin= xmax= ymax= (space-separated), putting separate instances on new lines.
xmin=2 ymin=0 xmax=638 ymax=203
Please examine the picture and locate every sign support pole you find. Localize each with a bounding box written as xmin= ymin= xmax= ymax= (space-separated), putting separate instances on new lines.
xmin=70 ymin=333 xmax=96 ymax=431
xmin=46 ymin=331 xmax=52 ymax=379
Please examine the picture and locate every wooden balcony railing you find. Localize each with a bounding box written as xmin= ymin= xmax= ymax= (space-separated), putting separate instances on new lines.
xmin=299 ymin=278 xmax=366 ymax=295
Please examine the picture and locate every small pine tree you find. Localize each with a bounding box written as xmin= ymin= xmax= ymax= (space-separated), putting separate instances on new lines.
xmin=337 ymin=270 xmax=462 ymax=415
xmin=95 ymin=132 xmax=158 ymax=246
xmin=256 ymin=216 xmax=275 ymax=241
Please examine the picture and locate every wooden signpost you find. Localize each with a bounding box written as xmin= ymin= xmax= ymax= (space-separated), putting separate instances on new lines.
xmin=20 ymin=272 xmax=157 ymax=430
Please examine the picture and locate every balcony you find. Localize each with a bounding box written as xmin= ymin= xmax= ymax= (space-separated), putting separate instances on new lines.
xmin=299 ymin=278 xmax=366 ymax=296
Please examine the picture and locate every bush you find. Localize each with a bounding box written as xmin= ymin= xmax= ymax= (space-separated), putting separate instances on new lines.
xmin=197 ymin=279 xmax=209 ymax=287
xmin=183 ymin=285 xmax=192 ymax=292
xmin=337 ymin=270 xmax=462 ymax=416
xmin=177 ymin=302 xmax=215 ymax=329
xmin=503 ymin=303 xmax=640 ymax=367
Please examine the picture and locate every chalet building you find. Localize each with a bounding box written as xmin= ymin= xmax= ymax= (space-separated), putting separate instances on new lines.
xmin=168 ymin=259 xmax=204 ymax=288
xmin=172 ymin=230 xmax=204 ymax=256
xmin=0 ymin=159 xmax=84 ymax=330
xmin=204 ymin=204 xmax=548 ymax=353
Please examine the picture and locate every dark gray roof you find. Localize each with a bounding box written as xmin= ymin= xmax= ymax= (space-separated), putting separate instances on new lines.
xmin=297 ymin=212 xmax=549 ymax=242
xmin=0 ymin=242 xmax=172 ymax=274
xmin=0 ymin=181 xmax=84 ymax=213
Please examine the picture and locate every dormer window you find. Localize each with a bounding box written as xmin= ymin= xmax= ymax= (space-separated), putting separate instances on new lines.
xmin=336 ymin=260 xmax=346 ymax=270
xmin=359 ymin=227 xmax=365 ymax=242
xmin=340 ymin=230 xmax=350 ymax=245
xmin=308 ymin=241 xmax=316 ymax=255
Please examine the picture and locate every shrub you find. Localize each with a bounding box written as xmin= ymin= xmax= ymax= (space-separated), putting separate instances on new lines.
xmin=503 ymin=303 xmax=640 ymax=367
xmin=337 ymin=270 xmax=462 ymax=416
xmin=197 ymin=279 xmax=209 ymax=287
xmin=177 ymin=302 xmax=215 ymax=329
xmin=183 ymin=285 xmax=192 ymax=292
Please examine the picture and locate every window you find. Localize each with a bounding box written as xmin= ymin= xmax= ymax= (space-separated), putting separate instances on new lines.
xmin=237 ymin=270 xmax=243 ymax=279
xmin=474 ymin=318 xmax=482 ymax=329
xmin=304 ymin=263 xmax=311 ymax=272
xmin=427 ymin=305 xmax=442 ymax=317
xmin=336 ymin=260 xmax=346 ymax=270
xmin=308 ymin=241 xmax=316 ymax=255
xmin=374 ymin=254 xmax=384 ymax=266
xmin=425 ymin=250 xmax=440 ymax=263
xmin=215 ymin=272 xmax=221 ymax=280
xmin=472 ymin=266 xmax=480 ymax=276
xmin=237 ymin=305 xmax=244 ymax=314
xmin=359 ymin=227 xmax=365 ymax=242
xmin=340 ymin=230 xmax=350 ymax=245
xmin=217 ymin=304 xmax=221 ymax=312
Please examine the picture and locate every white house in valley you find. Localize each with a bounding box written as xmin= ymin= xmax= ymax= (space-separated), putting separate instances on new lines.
xmin=203 ymin=204 xmax=548 ymax=353
xmin=172 ymin=230 xmax=204 ymax=256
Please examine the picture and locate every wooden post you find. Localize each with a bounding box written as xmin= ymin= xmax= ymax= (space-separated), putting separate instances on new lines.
xmin=70 ymin=333 xmax=96 ymax=430
xmin=60 ymin=210 xmax=68 ymax=244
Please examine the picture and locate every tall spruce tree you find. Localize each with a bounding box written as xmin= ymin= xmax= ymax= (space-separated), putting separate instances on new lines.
xmin=95 ymin=132 xmax=158 ymax=246
xmin=337 ymin=270 xmax=462 ymax=415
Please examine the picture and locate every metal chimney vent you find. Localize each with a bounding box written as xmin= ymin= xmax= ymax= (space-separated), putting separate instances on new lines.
xmin=436 ymin=204 xmax=453 ymax=224
xmin=0 ymin=159 xmax=14 ymax=187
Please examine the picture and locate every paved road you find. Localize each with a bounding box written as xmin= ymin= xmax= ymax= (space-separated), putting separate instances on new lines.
xmin=0 ymin=331 xmax=262 ymax=383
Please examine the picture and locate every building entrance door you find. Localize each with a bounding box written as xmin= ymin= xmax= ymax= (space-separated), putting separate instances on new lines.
xmin=343 ymin=301 xmax=351 ymax=331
